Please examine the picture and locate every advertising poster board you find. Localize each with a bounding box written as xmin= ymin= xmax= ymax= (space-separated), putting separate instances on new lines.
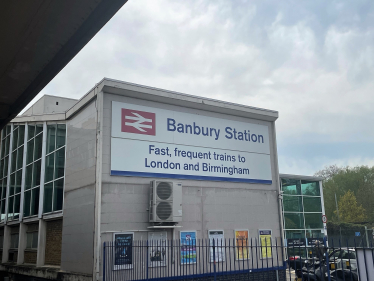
xmin=208 ymin=230 xmax=225 ymax=262
xmin=148 ymin=231 xmax=167 ymax=267
xmin=259 ymin=229 xmax=272 ymax=259
xmin=180 ymin=231 xmax=197 ymax=264
xmin=234 ymin=229 xmax=249 ymax=260
xmin=113 ymin=232 xmax=134 ymax=270
xmin=111 ymin=101 xmax=272 ymax=184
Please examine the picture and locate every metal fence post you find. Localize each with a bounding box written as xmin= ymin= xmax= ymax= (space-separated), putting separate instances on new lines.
xmin=324 ymin=236 xmax=331 ymax=281
xmin=146 ymin=240 xmax=149 ymax=281
xmin=103 ymin=242 xmax=106 ymax=281
xmin=213 ymin=238 xmax=216 ymax=281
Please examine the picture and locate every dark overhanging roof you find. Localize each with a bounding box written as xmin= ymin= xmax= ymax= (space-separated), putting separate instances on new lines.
xmin=0 ymin=0 xmax=128 ymax=130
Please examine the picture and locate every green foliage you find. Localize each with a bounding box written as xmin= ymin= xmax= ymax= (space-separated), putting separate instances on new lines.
xmin=327 ymin=221 xmax=366 ymax=236
xmin=335 ymin=190 xmax=367 ymax=223
xmin=314 ymin=165 xmax=374 ymax=224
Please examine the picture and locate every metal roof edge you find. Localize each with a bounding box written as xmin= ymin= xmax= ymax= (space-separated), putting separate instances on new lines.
xmin=279 ymin=173 xmax=324 ymax=181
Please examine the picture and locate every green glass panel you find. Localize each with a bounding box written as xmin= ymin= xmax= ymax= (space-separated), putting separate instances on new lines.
xmin=284 ymin=213 xmax=304 ymax=229
xmin=54 ymin=147 xmax=65 ymax=179
xmin=0 ymin=159 xmax=3 ymax=179
xmin=53 ymin=178 xmax=64 ymax=211
xmin=13 ymin=194 xmax=20 ymax=219
xmin=25 ymin=164 xmax=32 ymax=190
xmin=18 ymin=125 xmax=25 ymax=147
xmin=32 ymin=160 xmax=41 ymax=187
xmin=283 ymin=195 xmax=303 ymax=212
xmin=306 ymin=230 xmax=324 ymax=238
xmin=28 ymin=125 xmax=35 ymax=140
xmin=17 ymin=146 xmax=23 ymax=170
xmin=24 ymin=190 xmax=31 ymax=217
xmin=26 ymin=140 xmax=34 ymax=164
xmin=5 ymin=136 xmax=10 ymax=155
xmin=46 ymin=125 xmax=56 ymax=154
xmin=31 ymin=187 xmax=40 ymax=216
xmin=1 ymin=139 xmax=5 ymax=158
xmin=285 ymin=230 xmax=305 ymax=239
xmin=56 ymin=124 xmax=66 ymax=149
xmin=2 ymin=178 xmax=7 ymax=198
xmin=34 ymin=133 xmax=43 ymax=160
xmin=43 ymin=182 xmax=53 ymax=213
xmin=7 ymin=196 xmax=13 ymax=219
xmin=303 ymin=197 xmax=322 ymax=212
xmin=15 ymin=170 xmax=22 ymax=194
xmin=301 ymin=181 xmax=320 ymax=196
xmin=35 ymin=124 xmax=43 ymax=135
xmin=11 ymin=150 xmax=16 ymax=173
xmin=12 ymin=127 xmax=18 ymax=150
xmin=304 ymin=213 xmax=323 ymax=229
xmin=6 ymin=125 xmax=11 ymax=135
xmin=1 ymin=199 xmax=5 ymax=220
xmin=4 ymin=156 xmax=8 ymax=176
xmin=9 ymin=173 xmax=15 ymax=196
xmin=281 ymin=178 xmax=301 ymax=195
xmin=45 ymin=153 xmax=54 ymax=183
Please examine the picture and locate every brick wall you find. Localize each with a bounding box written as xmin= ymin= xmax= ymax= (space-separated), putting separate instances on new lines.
xmin=24 ymin=250 xmax=37 ymax=264
xmin=45 ymin=219 xmax=63 ymax=266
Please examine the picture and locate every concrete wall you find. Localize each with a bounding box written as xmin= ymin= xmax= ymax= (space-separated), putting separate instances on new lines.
xmin=99 ymin=92 xmax=282 ymax=274
xmin=61 ymin=100 xmax=97 ymax=274
xmin=22 ymin=95 xmax=77 ymax=116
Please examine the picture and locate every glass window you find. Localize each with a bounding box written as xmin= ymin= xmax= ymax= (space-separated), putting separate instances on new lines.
xmin=11 ymin=150 xmax=16 ymax=173
xmin=26 ymin=140 xmax=34 ymax=164
xmin=34 ymin=134 xmax=43 ymax=160
xmin=283 ymin=195 xmax=303 ymax=212
xmin=0 ymin=235 xmax=3 ymax=249
xmin=15 ymin=170 xmax=22 ymax=193
xmin=32 ymin=160 xmax=41 ymax=187
xmin=285 ymin=230 xmax=305 ymax=239
xmin=54 ymin=148 xmax=65 ymax=179
xmin=30 ymin=187 xmax=39 ymax=216
xmin=284 ymin=213 xmax=304 ymax=229
xmin=304 ymin=213 xmax=323 ymax=229
xmin=25 ymin=164 xmax=32 ymax=190
xmin=35 ymin=124 xmax=43 ymax=135
xmin=303 ymin=197 xmax=322 ymax=212
xmin=14 ymin=194 xmax=20 ymax=219
xmin=28 ymin=125 xmax=35 ymax=140
xmin=24 ymin=190 xmax=31 ymax=217
xmin=53 ymin=178 xmax=64 ymax=211
xmin=306 ymin=230 xmax=324 ymax=239
xmin=281 ymin=178 xmax=301 ymax=195
xmin=301 ymin=181 xmax=320 ymax=196
xmin=56 ymin=124 xmax=66 ymax=149
xmin=47 ymin=125 xmax=56 ymax=154
xmin=26 ymin=232 xmax=38 ymax=249
xmin=17 ymin=146 xmax=23 ymax=170
xmin=45 ymin=153 xmax=54 ymax=183
xmin=43 ymin=182 xmax=53 ymax=213
xmin=18 ymin=125 xmax=25 ymax=147
xmin=10 ymin=233 xmax=19 ymax=249
xmin=12 ymin=127 xmax=18 ymax=149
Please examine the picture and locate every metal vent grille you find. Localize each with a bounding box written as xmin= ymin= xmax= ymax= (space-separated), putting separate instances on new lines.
xmin=156 ymin=201 xmax=172 ymax=220
xmin=156 ymin=182 xmax=172 ymax=200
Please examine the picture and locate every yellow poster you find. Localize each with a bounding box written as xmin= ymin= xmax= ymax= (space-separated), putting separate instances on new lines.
xmin=259 ymin=230 xmax=272 ymax=259
xmin=235 ymin=230 xmax=249 ymax=260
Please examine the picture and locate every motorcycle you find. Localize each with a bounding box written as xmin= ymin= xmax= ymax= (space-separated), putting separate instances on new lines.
xmin=295 ymin=242 xmax=358 ymax=281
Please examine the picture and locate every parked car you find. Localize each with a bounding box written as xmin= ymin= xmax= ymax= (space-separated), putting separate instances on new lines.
xmin=328 ymin=248 xmax=357 ymax=271
xmin=287 ymin=255 xmax=309 ymax=270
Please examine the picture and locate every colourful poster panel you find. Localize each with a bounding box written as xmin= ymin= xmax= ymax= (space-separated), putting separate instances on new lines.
xmin=148 ymin=231 xmax=167 ymax=267
xmin=235 ymin=230 xmax=249 ymax=260
xmin=180 ymin=231 xmax=197 ymax=264
xmin=208 ymin=230 xmax=225 ymax=262
xmin=113 ymin=232 xmax=134 ymax=270
xmin=259 ymin=229 xmax=272 ymax=259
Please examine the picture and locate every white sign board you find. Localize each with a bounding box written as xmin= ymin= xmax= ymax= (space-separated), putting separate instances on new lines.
xmin=111 ymin=101 xmax=272 ymax=184
xmin=148 ymin=231 xmax=167 ymax=267
xmin=208 ymin=230 xmax=225 ymax=262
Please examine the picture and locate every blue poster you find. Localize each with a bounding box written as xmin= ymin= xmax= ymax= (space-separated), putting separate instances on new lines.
xmin=180 ymin=231 xmax=197 ymax=264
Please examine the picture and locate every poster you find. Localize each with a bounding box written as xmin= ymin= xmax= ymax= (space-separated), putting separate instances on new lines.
xmin=208 ymin=230 xmax=225 ymax=262
xmin=148 ymin=231 xmax=167 ymax=267
xmin=235 ymin=230 xmax=249 ymax=260
xmin=113 ymin=232 xmax=134 ymax=270
xmin=259 ymin=229 xmax=272 ymax=259
xmin=180 ymin=231 xmax=197 ymax=264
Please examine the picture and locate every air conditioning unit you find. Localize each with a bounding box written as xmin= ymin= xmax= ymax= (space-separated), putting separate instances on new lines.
xmin=149 ymin=181 xmax=182 ymax=223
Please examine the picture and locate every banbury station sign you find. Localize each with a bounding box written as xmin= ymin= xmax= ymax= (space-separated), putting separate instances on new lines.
xmin=111 ymin=101 xmax=272 ymax=184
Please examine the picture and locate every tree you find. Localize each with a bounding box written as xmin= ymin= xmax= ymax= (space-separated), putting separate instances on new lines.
xmin=314 ymin=165 xmax=374 ymax=224
xmin=335 ymin=190 xmax=367 ymax=223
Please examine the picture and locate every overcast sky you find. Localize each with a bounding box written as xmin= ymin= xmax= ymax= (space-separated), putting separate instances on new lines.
xmin=26 ymin=0 xmax=374 ymax=176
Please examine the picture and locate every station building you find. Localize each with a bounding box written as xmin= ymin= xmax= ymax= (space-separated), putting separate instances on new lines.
xmin=0 ymin=78 xmax=326 ymax=281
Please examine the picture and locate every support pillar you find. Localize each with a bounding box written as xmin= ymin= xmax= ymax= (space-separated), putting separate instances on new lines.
xmin=17 ymin=223 xmax=27 ymax=264
xmin=2 ymin=225 xmax=10 ymax=263
xmin=36 ymin=219 xmax=46 ymax=267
